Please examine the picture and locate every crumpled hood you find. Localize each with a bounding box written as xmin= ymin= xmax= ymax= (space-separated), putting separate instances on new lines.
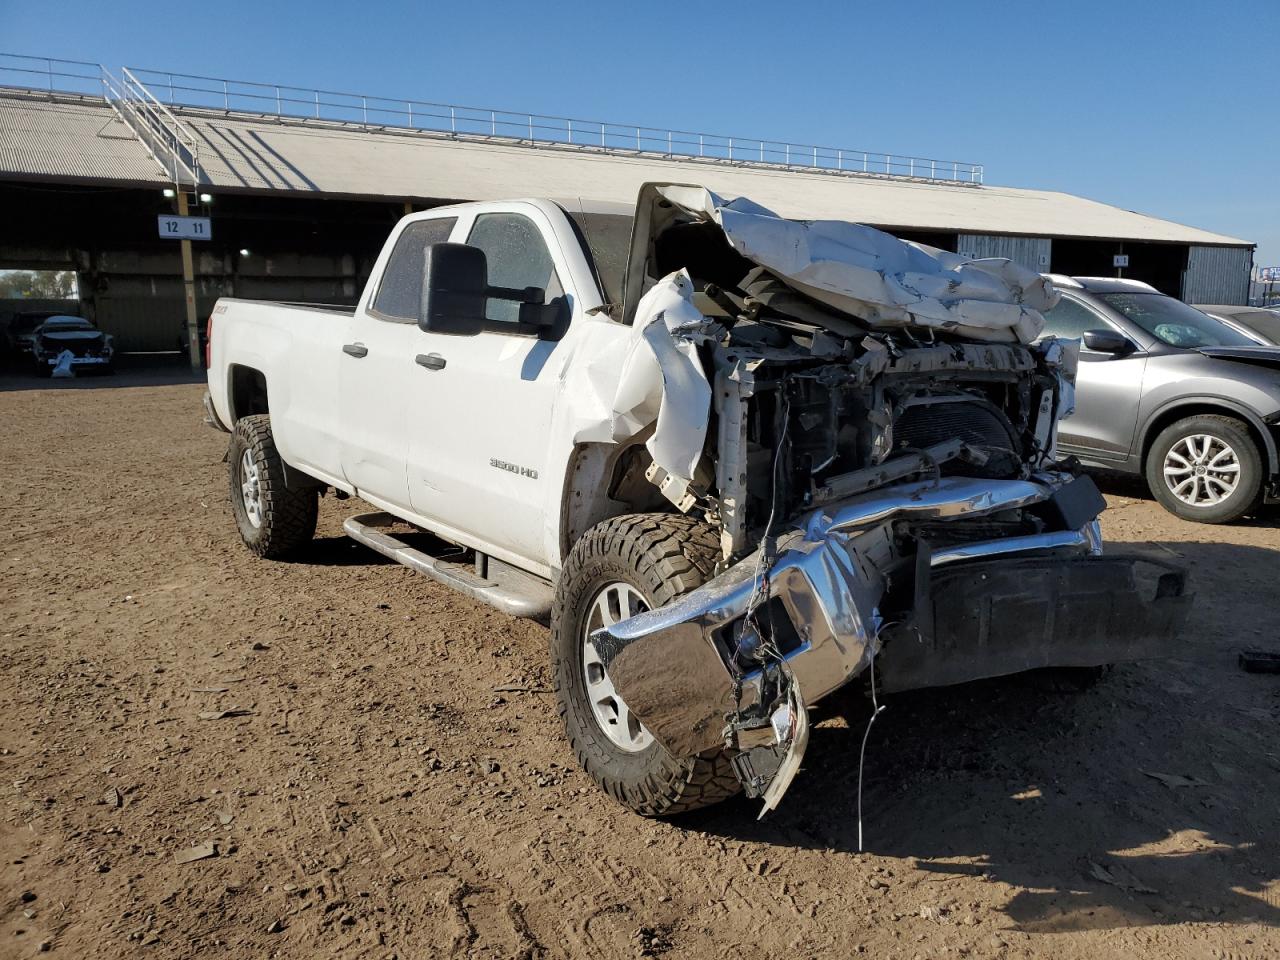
xmin=1197 ymin=345 xmax=1280 ymax=370
xmin=623 ymin=183 xmax=1059 ymax=344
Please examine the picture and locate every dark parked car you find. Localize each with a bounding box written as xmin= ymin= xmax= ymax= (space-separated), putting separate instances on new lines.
xmin=1039 ymin=276 xmax=1280 ymax=523
xmin=1194 ymin=304 xmax=1280 ymax=345
xmin=4 ymin=310 xmax=61 ymax=361
xmin=28 ymin=315 xmax=115 ymax=376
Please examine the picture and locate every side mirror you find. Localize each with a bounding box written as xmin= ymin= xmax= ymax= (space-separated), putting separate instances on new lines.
xmin=1082 ymin=328 xmax=1131 ymax=354
xmin=419 ymin=242 xmax=551 ymax=335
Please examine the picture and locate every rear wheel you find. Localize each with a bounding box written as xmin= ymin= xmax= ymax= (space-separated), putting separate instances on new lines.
xmin=228 ymin=414 xmax=318 ymax=558
xmin=551 ymin=514 xmax=740 ymax=816
xmin=1145 ymin=415 xmax=1262 ymax=524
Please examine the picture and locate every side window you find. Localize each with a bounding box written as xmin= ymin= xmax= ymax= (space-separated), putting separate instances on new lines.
xmin=1040 ymin=296 xmax=1105 ymax=342
xmin=466 ymin=213 xmax=562 ymax=325
xmin=372 ymin=217 xmax=457 ymax=320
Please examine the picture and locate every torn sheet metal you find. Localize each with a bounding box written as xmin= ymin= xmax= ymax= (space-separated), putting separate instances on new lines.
xmin=569 ymin=183 xmax=1064 ymax=515
xmin=1034 ymin=336 xmax=1080 ymax=461
xmin=572 ymin=270 xmax=714 ymax=507
xmin=629 ymin=183 xmax=1059 ymax=344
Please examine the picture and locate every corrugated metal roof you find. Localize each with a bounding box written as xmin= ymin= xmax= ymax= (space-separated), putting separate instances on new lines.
xmin=0 ymin=92 xmax=165 ymax=186
xmin=0 ymin=91 xmax=1251 ymax=247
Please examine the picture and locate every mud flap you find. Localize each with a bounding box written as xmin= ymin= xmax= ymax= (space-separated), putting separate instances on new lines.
xmin=877 ymin=555 xmax=1192 ymax=693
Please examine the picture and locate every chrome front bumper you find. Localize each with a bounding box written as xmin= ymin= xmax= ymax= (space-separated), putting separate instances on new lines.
xmin=591 ymin=474 xmax=1111 ymax=760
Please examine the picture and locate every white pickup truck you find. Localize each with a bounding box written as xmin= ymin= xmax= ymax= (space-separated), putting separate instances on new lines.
xmin=205 ymin=183 xmax=1191 ymax=816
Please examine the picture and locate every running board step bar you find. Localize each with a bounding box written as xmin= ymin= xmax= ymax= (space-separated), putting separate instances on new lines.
xmin=343 ymin=512 xmax=553 ymax=619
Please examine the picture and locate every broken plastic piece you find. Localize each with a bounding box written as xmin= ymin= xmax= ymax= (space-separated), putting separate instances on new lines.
xmin=758 ymin=684 xmax=809 ymax=818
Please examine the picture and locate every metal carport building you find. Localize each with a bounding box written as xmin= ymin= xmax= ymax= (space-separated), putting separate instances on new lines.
xmin=0 ymin=55 xmax=1255 ymax=353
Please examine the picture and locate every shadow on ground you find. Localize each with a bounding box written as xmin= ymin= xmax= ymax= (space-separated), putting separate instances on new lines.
xmin=0 ymin=356 xmax=204 ymax=391
xmin=686 ymin=539 xmax=1280 ymax=934
xmin=282 ymin=535 xmax=395 ymax=567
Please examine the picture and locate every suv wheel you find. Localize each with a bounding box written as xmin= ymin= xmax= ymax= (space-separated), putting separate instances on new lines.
xmin=551 ymin=513 xmax=740 ymax=817
xmin=1145 ymin=414 xmax=1262 ymax=523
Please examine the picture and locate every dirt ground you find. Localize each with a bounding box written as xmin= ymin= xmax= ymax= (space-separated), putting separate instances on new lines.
xmin=2 ymin=374 xmax=1279 ymax=960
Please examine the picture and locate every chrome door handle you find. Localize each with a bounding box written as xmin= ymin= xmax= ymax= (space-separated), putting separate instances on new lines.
xmin=415 ymin=353 xmax=446 ymax=370
xmin=342 ymin=343 xmax=368 ymax=358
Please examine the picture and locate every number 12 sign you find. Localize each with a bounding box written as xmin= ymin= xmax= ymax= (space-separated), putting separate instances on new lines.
xmin=157 ymin=215 xmax=212 ymax=240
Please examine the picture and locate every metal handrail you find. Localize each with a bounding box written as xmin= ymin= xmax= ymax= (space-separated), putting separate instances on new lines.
xmin=0 ymin=52 xmax=985 ymax=186
xmin=120 ymin=67 xmax=203 ymax=182
xmin=0 ymin=52 xmax=103 ymax=96
xmin=124 ymin=66 xmax=984 ymax=185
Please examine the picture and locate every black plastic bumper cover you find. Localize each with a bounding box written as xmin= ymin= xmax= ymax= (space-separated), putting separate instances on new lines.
xmin=878 ymin=555 xmax=1192 ymax=693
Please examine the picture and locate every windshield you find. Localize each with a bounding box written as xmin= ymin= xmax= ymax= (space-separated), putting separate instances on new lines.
xmin=41 ymin=318 xmax=94 ymax=333
xmin=1096 ymin=293 xmax=1255 ymax=348
xmin=564 ymin=211 xmax=633 ymax=315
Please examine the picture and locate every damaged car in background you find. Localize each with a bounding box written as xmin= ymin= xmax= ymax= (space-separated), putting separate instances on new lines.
xmin=205 ymin=182 xmax=1193 ymax=818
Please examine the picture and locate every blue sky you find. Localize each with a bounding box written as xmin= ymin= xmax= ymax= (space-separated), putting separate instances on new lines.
xmin=4 ymin=0 xmax=1278 ymax=268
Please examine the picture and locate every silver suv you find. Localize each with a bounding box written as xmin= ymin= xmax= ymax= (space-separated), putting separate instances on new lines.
xmin=1039 ymin=276 xmax=1280 ymax=523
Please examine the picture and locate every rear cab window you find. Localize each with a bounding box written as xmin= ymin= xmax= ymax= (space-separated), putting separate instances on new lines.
xmin=562 ymin=211 xmax=632 ymax=319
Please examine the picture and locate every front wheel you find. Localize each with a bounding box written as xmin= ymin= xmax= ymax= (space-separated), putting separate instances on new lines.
xmin=551 ymin=514 xmax=740 ymax=816
xmin=228 ymin=414 xmax=318 ymax=557
xmin=1145 ymin=414 xmax=1263 ymax=524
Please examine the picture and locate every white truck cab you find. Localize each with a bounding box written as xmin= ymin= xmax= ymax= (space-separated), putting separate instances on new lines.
xmin=209 ymin=198 xmax=633 ymax=580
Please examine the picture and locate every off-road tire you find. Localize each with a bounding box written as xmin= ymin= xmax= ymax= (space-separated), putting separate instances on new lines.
xmin=228 ymin=414 xmax=318 ymax=558
xmin=1145 ymin=414 xmax=1262 ymax=524
xmin=552 ymin=513 xmax=740 ymax=816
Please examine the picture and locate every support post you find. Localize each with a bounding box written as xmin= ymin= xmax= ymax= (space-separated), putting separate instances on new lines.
xmin=177 ymin=191 xmax=202 ymax=372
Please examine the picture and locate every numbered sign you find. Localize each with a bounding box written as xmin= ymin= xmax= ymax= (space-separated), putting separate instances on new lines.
xmin=1113 ymin=254 xmax=1130 ymax=268
xmin=157 ymin=215 xmax=212 ymax=240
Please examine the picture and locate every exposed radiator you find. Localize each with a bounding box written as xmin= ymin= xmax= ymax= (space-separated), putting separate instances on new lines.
xmin=894 ymin=398 xmax=1020 ymax=476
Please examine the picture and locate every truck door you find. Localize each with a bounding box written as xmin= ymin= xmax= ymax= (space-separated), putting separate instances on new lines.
xmin=1039 ymin=294 xmax=1146 ymax=460
xmin=405 ymin=207 xmax=569 ymax=569
xmin=338 ymin=215 xmax=458 ymax=512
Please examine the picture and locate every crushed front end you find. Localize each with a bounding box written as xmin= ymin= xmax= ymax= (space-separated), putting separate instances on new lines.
xmin=588 ymin=185 xmax=1194 ymax=814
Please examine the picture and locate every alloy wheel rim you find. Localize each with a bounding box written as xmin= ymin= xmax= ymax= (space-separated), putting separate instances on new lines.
xmin=582 ymin=581 xmax=654 ymax=752
xmin=240 ymin=449 xmax=264 ymax=528
xmin=1163 ymin=434 xmax=1240 ymax=507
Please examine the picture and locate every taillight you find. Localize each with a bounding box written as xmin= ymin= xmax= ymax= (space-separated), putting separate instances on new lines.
xmin=204 ymin=314 xmax=213 ymax=369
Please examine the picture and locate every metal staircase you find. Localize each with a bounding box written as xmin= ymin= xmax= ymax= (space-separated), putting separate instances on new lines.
xmin=100 ymin=66 xmax=203 ymax=192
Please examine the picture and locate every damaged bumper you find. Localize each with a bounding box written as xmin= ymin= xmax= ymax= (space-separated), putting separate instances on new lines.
xmin=590 ymin=473 xmax=1191 ymax=806
xmin=876 ymin=553 xmax=1189 ymax=692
